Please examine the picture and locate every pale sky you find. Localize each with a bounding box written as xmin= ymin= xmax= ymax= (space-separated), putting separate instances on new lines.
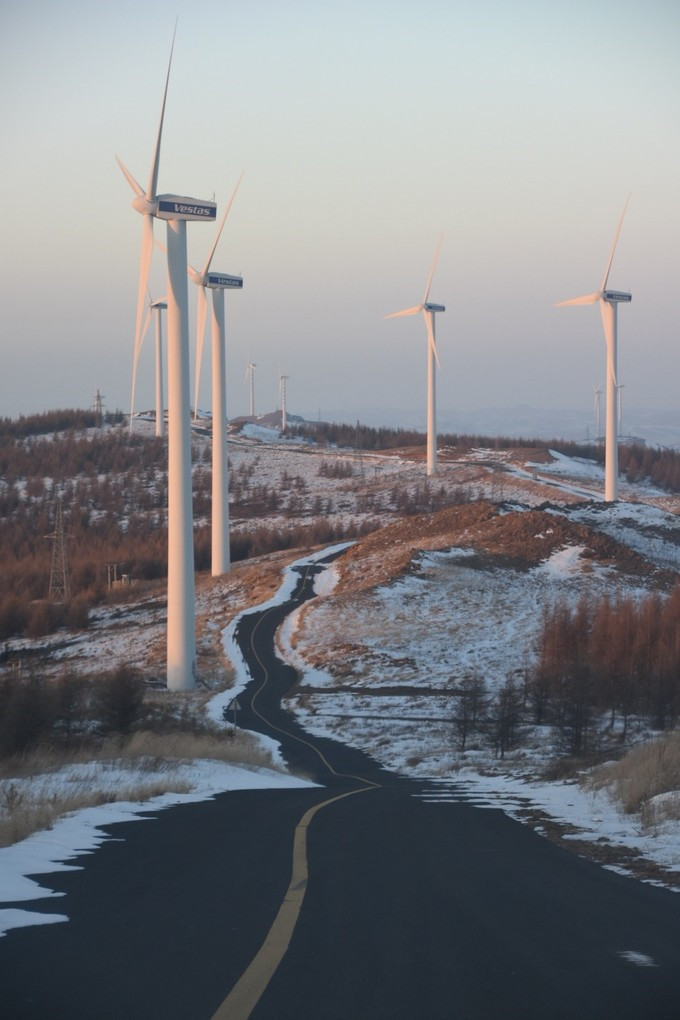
xmin=1 ymin=0 xmax=678 ymax=425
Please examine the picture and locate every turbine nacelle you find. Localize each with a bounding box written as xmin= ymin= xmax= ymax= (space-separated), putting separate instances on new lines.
xmin=156 ymin=195 xmax=217 ymax=222
xmin=603 ymin=290 xmax=632 ymax=303
xmin=385 ymin=301 xmax=444 ymax=318
xmin=207 ymin=272 xmax=243 ymax=290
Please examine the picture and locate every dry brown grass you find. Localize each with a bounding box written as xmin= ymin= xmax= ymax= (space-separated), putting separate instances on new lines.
xmin=0 ymin=727 xmax=282 ymax=847
xmin=331 ymin=502 xmax=669 ymax=599
xmin=0 ymin=777 xmax=193 ymax=847
xmin=588 ymin=731 xmax=680 ymax=826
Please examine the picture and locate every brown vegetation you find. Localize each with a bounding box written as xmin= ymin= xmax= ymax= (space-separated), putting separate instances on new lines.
xmin=332 ymin=501 xmax=671 ymax=598
xmin=0 ymin=411 xmax=374 ymax=642
xmin=531 ymin=588 xmax=680 ymax=750
xmin=588 ymin=730 xmax=680 ymax=828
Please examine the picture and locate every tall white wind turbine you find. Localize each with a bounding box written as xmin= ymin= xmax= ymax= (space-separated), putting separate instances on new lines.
xmin=188 ymin=176 xmax=244 ymax=576
xmin=386 ymin=235 xmax=445 ymax=476
xmin=556 ymin=199 xmax=631 ymax=502
xmin=117 ymin=29 xmax=217 ymax=691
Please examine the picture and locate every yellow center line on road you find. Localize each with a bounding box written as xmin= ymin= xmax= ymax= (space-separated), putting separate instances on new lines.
xmin=245 ymin=584 xmax=379 ymax=788
xmin=211 ymin=784 xmax=375 ymax=1020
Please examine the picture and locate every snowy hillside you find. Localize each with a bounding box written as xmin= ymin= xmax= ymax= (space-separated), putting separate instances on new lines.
xmin=2 ymin=423 xmax=680 ymax=936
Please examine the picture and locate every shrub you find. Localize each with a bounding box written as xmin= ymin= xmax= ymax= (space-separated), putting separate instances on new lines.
xmin=94 ymin=666 xmax=146 ymax=735
xmin=0 ymin=675 xmax=57 ymax=757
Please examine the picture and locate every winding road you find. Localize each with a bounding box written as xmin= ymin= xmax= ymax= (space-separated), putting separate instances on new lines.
xmin=3 ymin=554 xmax=680 ymax=1018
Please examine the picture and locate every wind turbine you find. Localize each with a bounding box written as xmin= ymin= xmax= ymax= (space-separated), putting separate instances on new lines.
xmin=386 ymin=235 xmax=445 ymax=476
xmin=280 ymin=374 xmax=289 ymax=431
xmin=246 ymin=361 xmax=256 ymax=417
xmin=593 ymin=383 xmax=602 ymax=440
xmin=139 ymin=294 xmax=168 ymax=438
xmin=188 ymin=176 xmax=244 ymax=576
xmin=617 ymin=382 xmax=625 ymax=436
xmin=117 ymin=28 xmax=217 ymax=691
xmin=556 ymin=199 xmax=631 ymax=502
xmin=191 ymin=174 xmax=243 ymax=422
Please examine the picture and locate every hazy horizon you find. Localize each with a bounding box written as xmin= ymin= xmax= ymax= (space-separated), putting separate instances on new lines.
xmin=1 ymin=1 xmax=678 ymax=423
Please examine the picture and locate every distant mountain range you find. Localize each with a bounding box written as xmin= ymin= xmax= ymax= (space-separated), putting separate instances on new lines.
xmin=297 ymin=406 xmax=680 ymax=449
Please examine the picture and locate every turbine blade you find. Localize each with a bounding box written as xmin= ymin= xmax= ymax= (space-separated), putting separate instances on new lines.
xmin=555 ymin=293 xmax=601 ymax=307
xmin=201 ymin=173 xmax=244 ymax=276
xmin=194 ymin=286 xmax=208 ymax=420
xmin=600 ymin=194 xmax=631 ymax=292
xmin=130 ymin=216 xmax=155 ymax=423
xmin=131 ymin=304 xmax=153 ymax=414
xmin=422 ymin=232 xmax=444 ymax=305
xmin=134 ymin=213 xmax=155 ymax=376
xmin=385 ymin=305 xmax=422 ymax=319
xmin=116 ymin=156 xmax=144 ymax=198
xmin=147 ymin=21 xmax=177 ymax=200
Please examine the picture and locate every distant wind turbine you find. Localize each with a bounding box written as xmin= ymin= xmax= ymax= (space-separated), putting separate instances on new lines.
xmin=617 ymin=382 xmax=625 ymax=435
xmin=280 ymin=374 xmax=289 ymax=431
xmin=593 ymin=383 xmax=602 ymax=440
xmin=139 ymin=294 xmax=168 ymax=438
xmin=386 ymin=234 xmax=445 ymax=476
xmin=556 ymin=198 xmax=631 ymax=502
xmin=117 ymin=26 xmax=217 ymax=691
xmin=188 ymin=176 xmax=244 ymax=576
xmin=246 ymin=361 xmax=256 ymax=417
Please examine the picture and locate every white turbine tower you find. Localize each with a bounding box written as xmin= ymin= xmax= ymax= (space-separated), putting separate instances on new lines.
xmin=117 ymin=30 xmax=217 ymax=691
xmin=386 ymin=235 xmax=445 ymax=476
xmin=189 ymin=176 xmax=243 ymax=577
xmin=556 ymin=199 xmax=631 ymax=502
xmin=246 ymin=361 xmax=256 ymax=417
xmin=280 ymin=374 xmax=289 ymax=431
xmin=139 ymin=294 xmax=168 ymax=437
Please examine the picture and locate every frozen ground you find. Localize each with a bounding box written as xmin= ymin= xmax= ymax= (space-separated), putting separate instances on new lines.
xmin=2 ymin=438 xmax=680 ymax=942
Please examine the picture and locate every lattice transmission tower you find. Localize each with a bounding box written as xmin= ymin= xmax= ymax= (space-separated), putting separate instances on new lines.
xmin=47 ymin=498 xmax=71 ymax=602
xmin=93 ymin=388 xmax=106 ymax=428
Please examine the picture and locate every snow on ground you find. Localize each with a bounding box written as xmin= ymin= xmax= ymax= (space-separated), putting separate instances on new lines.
xmin=0 ymin=749 xmax=316 ymax=939
xmin=281 ymin=536 xmax=651 ymax=699
xmin=0 ymin=544 xmax=354 ymax=939
xmin=277 ymin=534 xmax=680 ymax=890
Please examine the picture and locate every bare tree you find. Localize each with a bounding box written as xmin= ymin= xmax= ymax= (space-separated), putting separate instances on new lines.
xmin=452 ymin=674 xmax=488 ymax=752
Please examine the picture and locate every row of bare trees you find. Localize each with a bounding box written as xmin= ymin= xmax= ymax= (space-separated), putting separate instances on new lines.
xmin=529 ymin=588 xmax=680 ymax=749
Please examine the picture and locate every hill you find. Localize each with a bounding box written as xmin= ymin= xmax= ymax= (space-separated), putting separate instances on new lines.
xmin=2 ymin=410 xmax=680 ymax=890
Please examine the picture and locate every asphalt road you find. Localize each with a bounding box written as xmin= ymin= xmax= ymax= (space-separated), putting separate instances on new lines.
xmin=3 ymin=556 xmax=680 ymax=1018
